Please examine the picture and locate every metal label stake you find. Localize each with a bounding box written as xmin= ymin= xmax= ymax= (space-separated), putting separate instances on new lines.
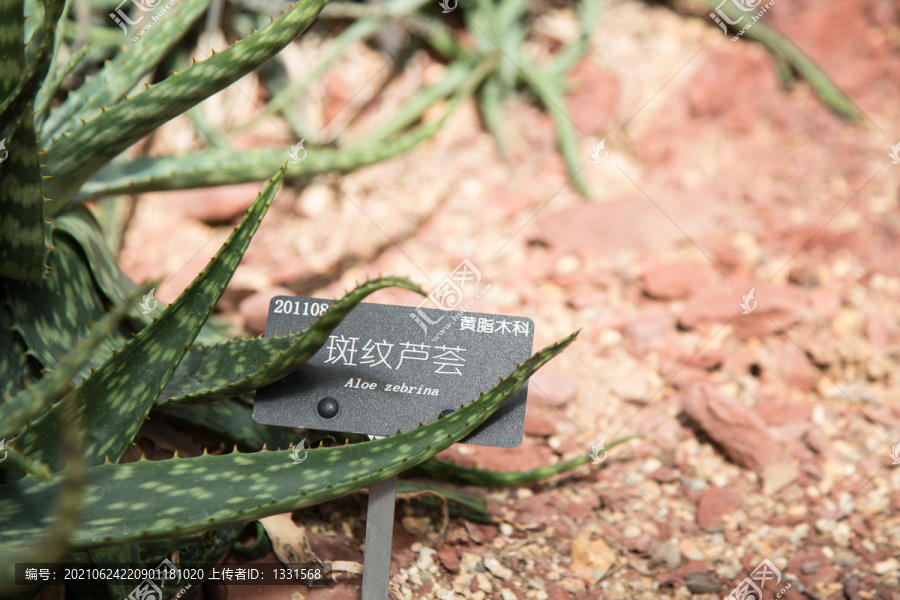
xmin=361 ymin=476 xmax=397 ymax=600
xmin=253 ymin=294 xmax=535 ymax=600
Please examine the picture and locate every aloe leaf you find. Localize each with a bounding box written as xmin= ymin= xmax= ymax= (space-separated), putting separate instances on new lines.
xmin=74 ymin=113 xmax=450 ymax=199
xmin=737 ymin=22 xmax=861 ymax=121
xmin=250 ymin=18 xmax=381 ymax=124
xmin=353 ymin=56 xmax=491 ymax=148
xmin=0 ymin=0 xmax=63 ymax=125
xmin=551 ymin=0 xmax=603 ymax=78
xmin=32 ymin=0 xmax=75 ymax=123
xmin=0 ymin=440 xmax=53 ymax=482
xmin=0 ymin=108 xmax=48 ymax=281
xmin=0 ymin=333 xmax=576 ymax=548
xmin=54 ymin=207 xmax=152 ymax=323
xmin=0 ymin=282 xmax=151 ymax=441
xmin=400 ymin=482 xmax=492 ymax=524
xmin=12 ymin=167 xmax=286 ymax=471
xmin=519 ymin=58 xmax=590 ymax=197
xmin=412 ymin=434 xmax=640 ymax=485
xmin=0 ymin=300 xmax=34 ymax=399
xmin=698 ymin=0 xmax=860 ymax=121
xmin=41 ymin=0 xmax=330 ymax=212
xmin=156 ymin=277 xmax=424 ymax=409
xmin=478 ymin=73 xmax=508 ymax=158
xmin=397 ymin=480 xmax=487 ymax=515
xmin=0 ymin=285 xmax=40 ymax=403
xmin=41 ymin=0 xmax=211 ymax=143
xmin=0 ymin=0 xmax=57 ymax=281
xmin=231 ymin=521 xmax=270 ymax=558
xmin=0 ymin=0 xmax=25 ymax=105
xmin=34 ymin=40 xmax=92 ymax=125
xmin=496 ymin=18 xmax=526 ymax=93
xmin=0 ymin=396 xmax=85 ymax=593
xmin=83 ymin=546 xmax=142 ymax=600
xmin=158 ymin=399 xmax=300 ymax=452
xmin=3 ymin=233 xmax=123 ymax=378
xmin=46 ymin=209 xmax=235 ymax=343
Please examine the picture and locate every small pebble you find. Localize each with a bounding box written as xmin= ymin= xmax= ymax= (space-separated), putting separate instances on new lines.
xmin=476 ymin=572 xmax=493 ymax=592
xmin=875 ymin=558 xmax=899 ymax=575
xmin=485 ymin=558 xmax=513 ymax=580
xmin=790 ymin=523 xmax=810 ymax=543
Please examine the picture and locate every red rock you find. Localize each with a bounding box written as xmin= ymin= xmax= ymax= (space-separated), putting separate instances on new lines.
xmin=764 ymin=345 xmax=818 ymax=392
xmin=238 ymin=286 xmax=294 ymax=334
xmin=546 ymin=582 xmax=574 ymax=600
xmin=622 ymin=304 xmax=675 ymax=354
xmin=322 ymin=72 xmax=351 ymax=126
xmin=787 ymin=546 xmax=839 ymax=588
xmin=529 ymin=192 xmax=721 ymax=258
xmin=174 ymin=182 xmax=265 ymax=223
xmin=563 ymin=502 xmax=592 ymax=521
xmin=678 ymin=285 xmax=742 ymax=330
xmin=219 ymin=284 xmax=256 ymax=313
xmin=696 ymin=487 xmax=741 ymax=532
xmin=651 ymin=467 xmax=679 ymax=484
xmin=553 ymin=518 xmax=574 ymax=541
xmin=891 ymin=491 xmax=900 ymax=513
xmin=679 ymin=284 xmax=806 ymax=339
xmin=753 ymin=397 xmax=813 ymax=426
xmin=678 ymin=561 xmax=710 ymax=575
xmin=566 ymin=285 xmax=607 ymax=310
xmin=641 ymin=260 xmax=709 ymax=300
xmin=307 ymin=532 xmax=364 ymax=562
xmin=564 ymin=59 xmax=620 ymax=135
xmin=466 ymin=441 xmax=556 ymax=473
xmin=808 ymin=288 xmax=841 ymax=321
xmin=597 ymin=487 xmax=640 ymax=512
xmin=527 ymin=371 xmax=578 ymax=408
xmin=444 ymin=524 xmax=469 ymax=545
xmin=733 ymin=286 xmax=806 ymax=339
xmin=770 ymin=0 xmax=895 ymax=113
xmin=623 ymin=532 xmax=653 ymax=554
xmin=685 ymin=47 xmax=781 ymax=131
xmin=524 ymin=412 xmax=557 ymax=437
xmin=685 ymin=348 xmax=726 ymax=371
xmin=866 ymin=309 xmax=898 ymax=351
xmin=681 ymin=382 xmax=784 ymax=474
xmin=436 ymin=545 xmax=459 ymax=572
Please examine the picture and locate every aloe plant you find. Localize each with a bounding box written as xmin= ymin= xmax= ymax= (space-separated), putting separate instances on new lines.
xmin=0 ymin=0 xmax=593 ymax=597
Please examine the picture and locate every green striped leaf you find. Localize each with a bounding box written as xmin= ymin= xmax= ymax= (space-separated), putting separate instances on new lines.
xmin=3 ymin=233 xmax=123 ymax=379
xmin=0 ymin=395 xmax=85 ymax=593
xmin=41 ymin=0 xmax=330 ymax=212
xmin=74 ymin=114 xmax=450 ymax=200
xmin=412 ymin=434 xmax=640 ymax=485
xmin=0 ymin=297 xmax=35 ymax=399
xmin=0 ymin=333 xmax=576 ymax=549
xmin=156 ymin=277 xmax=424 ymax=409
xmin=41 ymin=0 xmax=211 ymax=143
xmin=158 ymin=399 xmax=300 ymax=452
xmin=0 ymin=282 xmax=151 ymax=441
xmin=12 ymin=166 xmax=285 ymax=470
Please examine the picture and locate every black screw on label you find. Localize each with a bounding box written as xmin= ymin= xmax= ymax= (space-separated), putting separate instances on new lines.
xmin=317 ymin=397 xmax=339 ymax=418
xmin=439 ymin=409 xmax=455 ymax=418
